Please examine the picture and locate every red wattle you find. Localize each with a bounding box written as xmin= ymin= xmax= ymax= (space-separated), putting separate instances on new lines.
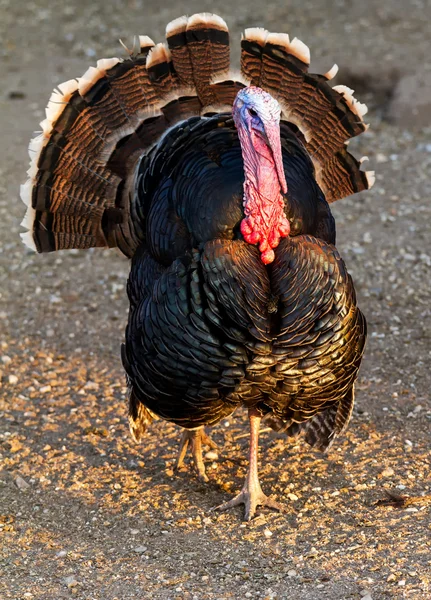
xmin=261 ymin=249 xmax=275 ymax=264
xmin=240 ymin=200 xmax=290 ymax=264
xmin=240 ymin=219 xmax=252 ymax=235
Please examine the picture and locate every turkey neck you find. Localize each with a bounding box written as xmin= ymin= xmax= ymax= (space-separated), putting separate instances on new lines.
xmin=238 ymin=128 xmax=290 ymax=265
xmin=243 ymin=141 xmax=280 ymax=207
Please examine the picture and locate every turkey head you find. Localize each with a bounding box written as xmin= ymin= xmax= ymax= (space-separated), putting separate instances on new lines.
xmin=233 ymin=86 xmax=291 ymax=264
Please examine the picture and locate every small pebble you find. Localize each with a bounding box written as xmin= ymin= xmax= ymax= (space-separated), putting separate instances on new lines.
xmin=56 ymin=550 xmax=67 ymax=558
xmin=1 ymin=355 xmax=12 ymax=364
xmin=263 ymin=528 xmax=273 ymax=538
xmin=205 ymin=451 xmax=218 ymax=460
xmin=8 ymin=374 xmax=18 ymax=385
xmin=15 ymin=475 xmax=30 ymax=490
xmin=398 ymin=580 xmax=406 ymax=587
xmin=134 ymin=546 xmax=147 ymax=553
xmin=381 ymin=467 xmax=394 ymax=477
xmin=287 ymin=569 xmax=297 ymax=577
xmin=64 ymin=576 xmax=78 ymax=588
xmin=355 ymin=483 xmax=368 ymax=491
xmin=130 ymin=529 xmax=139 ymax=535
xmin=84 ymin=380 xmax=99 ymax=390
xmin=286 ymin=492 xmax=298 ymax=501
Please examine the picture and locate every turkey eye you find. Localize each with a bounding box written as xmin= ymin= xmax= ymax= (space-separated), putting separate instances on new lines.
xmin=248 ymin=108 xmax=258 ymax=117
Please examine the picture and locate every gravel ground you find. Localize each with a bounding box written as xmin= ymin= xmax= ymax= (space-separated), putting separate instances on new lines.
xmin=1 ymin=1 xmax=430 ymax=599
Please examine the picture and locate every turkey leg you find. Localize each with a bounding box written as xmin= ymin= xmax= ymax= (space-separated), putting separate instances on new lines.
xmin=213 ymin=409 xmax=284 ymax=520
xmin=175 ymin=427 xmax=217 ymax=482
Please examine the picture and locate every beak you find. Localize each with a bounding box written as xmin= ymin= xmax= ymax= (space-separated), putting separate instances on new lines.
xmin=263 ymin=123 xmax=287 ymax=194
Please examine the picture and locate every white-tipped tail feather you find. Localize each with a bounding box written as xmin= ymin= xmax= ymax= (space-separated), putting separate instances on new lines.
xmin=20 ymin=205 xmax=36 ymax=229
xmin=146 ymin=43 xmax=172 ymax=69
xmin=138 ymin=35 xmax=155 ymax=50
xmin=324 ymin=64 xmax=339 ymax=80
xmin=266 ymin=32 xmax=290 ymax=47
xmin=243 ymin=27 xmax=269 ymax=45
xmin=20 ymin=180 xmax=33 ymax=208
xmin=20 ymin=230 xmax=37 ymax=252
xmin=187 ymin=12 xmax=228 ymax=31
xmin=165 ymin=16 xmax=188 ymax=37
xmin=333 ymin=84 xmax=368 ymax=118
xmin=289 ymin=37 xmax=310 ymax=65
xmin=366 ymin=171 xmax=376 ymax=188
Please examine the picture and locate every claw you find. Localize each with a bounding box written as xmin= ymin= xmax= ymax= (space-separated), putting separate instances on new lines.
xmin=175 ymin=427 xmax=217 ymax=482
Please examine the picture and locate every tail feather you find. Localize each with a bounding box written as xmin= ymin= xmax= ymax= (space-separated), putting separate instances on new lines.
xmin=185 ymin=13 xmax=230 ymax=104
xmin=167 ymin=13 xmax=230 ymax=105
xmin=166 ymin=16 xmax=194 ymax=84
xmin=146 ymin=43 xmax=179 ymax=98
xmin=240 ymin=28 xmax=269 ymax=84
xmin=21 ymin=13 xmax=374 ymax=255
xmin=128 ymin=388 xmax=158 ymax=443
xmin=266 ymin=386 xmax=356 ymax=451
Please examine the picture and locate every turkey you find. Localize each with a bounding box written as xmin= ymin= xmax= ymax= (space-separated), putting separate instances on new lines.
xmin=21 ymin=13 xmax=371 ymax=520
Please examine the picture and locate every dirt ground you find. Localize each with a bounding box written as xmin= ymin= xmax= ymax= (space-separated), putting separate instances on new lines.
xmin=1 ymin=1 xmax=430 ymax=599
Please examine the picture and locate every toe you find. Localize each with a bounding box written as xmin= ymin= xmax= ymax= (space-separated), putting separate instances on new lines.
xmin=196 ymin=465 xmax=209 ymax=483
xmin=202 ymin=432 xmax=218 ymax=449
xmin=211 ymin=490 xmax=284 ymax=520
xmin=263 ymin=496 xmax=285 ymax=513
xmin=243 ymin=498 xmax=257 ymax=521
xmin=211 ymin=493 xmax=245 ymax=513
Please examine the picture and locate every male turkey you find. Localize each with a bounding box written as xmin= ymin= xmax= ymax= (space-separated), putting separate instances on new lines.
xmin=21 ymin=13 xmax=372 ymax=520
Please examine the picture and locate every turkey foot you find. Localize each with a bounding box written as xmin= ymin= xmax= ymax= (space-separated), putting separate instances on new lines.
xmin=212 ymin=409 xmax=284 ymax=520
xmin=175 ymin=427 xmax=217 ymax=482
xmin=213 ymin=479 xmax=284 ymax=521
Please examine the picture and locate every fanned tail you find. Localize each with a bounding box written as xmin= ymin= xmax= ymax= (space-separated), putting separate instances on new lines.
xmin=21 ymin=13 xmax=374 ymax=254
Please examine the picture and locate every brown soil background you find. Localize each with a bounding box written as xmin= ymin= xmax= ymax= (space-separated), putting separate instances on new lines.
xmin=1 ymin=1 xmax=430 ymax=599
